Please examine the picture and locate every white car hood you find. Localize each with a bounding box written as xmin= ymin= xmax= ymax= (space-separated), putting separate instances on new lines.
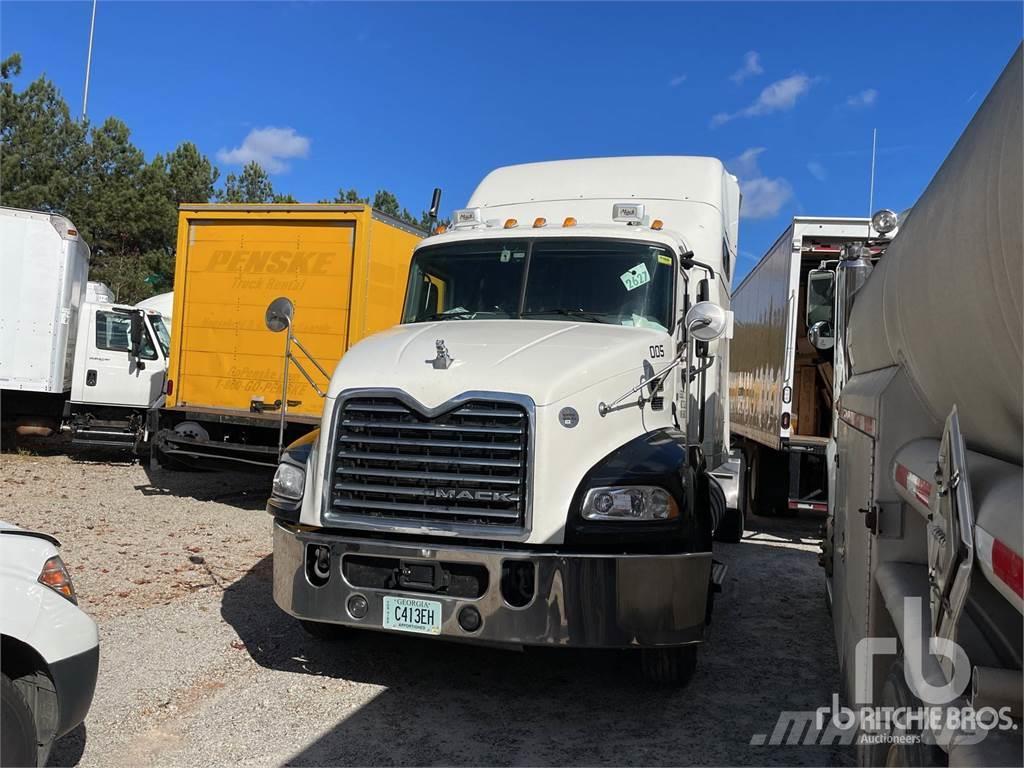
xmin=328 ymin=319 xmax=670 ymax=408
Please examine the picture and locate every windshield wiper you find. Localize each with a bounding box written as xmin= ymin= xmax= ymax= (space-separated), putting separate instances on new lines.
xmin=419 ymin=310 xmax=477 ymax=321
xmin=518 ymin=309 xmax=612 ymax=324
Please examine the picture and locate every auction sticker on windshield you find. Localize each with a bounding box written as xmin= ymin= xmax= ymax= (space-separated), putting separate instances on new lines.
xmin=620 ymin=263 xmax=651 ymax=291
xmin=382 ymin=595 xmax=442 ymax=635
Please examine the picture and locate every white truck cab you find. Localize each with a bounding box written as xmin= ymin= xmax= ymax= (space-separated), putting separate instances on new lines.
xmin=66 ymin=302 xmax=170 ymax=448
xmin=268 ymin=156 xmax=741 ymax=684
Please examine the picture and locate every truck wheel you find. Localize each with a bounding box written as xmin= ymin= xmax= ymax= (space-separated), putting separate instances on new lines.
xmin=299 ymin=619 xmax=351 ymax=641
xmin=863 ymin=661 xmax=945 ymax=767
xmin=1 ymin=673 xmax=37 ymax=768
xmin=640 ymin=646 xmax=698 ymax=688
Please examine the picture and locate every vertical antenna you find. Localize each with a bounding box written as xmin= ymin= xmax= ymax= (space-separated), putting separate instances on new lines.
xmin=867 ymin=128 xmax=877 ymax=217
xmin=82 ymin=0 xmax=98 ymax=117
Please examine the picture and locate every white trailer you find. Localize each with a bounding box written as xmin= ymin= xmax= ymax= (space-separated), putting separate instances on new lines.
xmin=265 ymin=156 xmax=743 ymax=685
xmin=821 ymin=47 xmax=1022 ymax=764
xmin=0 ymin=207 xmax=169 ymax=450
xmin=0 ymin=208 xmax=90 ymax=435
xmin=729 ymin=218 xmax=893 ymax=517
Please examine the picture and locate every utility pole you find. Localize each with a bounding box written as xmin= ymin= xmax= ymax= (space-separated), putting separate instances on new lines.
xmin=82 ymin=0 xmax=97 ymax=117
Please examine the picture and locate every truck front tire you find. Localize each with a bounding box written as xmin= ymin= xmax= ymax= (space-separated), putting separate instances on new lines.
xmin=1 ymin=673 xmax=37 ymax=768
xmin=640 ymin=646 xmax=698 ymax=687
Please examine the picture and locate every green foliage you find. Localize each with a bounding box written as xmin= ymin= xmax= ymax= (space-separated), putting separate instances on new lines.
xmin=219 ymin=161 xmax=275 ymax=203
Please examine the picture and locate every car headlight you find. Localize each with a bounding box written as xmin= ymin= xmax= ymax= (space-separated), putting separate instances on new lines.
xmin=581 ymin=486 xmax=678 ymax=521
xmin=272 ymin=462 xmax=306 ymax=502
xmin=38 ymin=555 xmax=77 ymax=604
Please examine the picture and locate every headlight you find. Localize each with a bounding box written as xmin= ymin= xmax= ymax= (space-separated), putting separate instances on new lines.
xmin=38 ymin=555 xmax=77 ymax=604
xmin=272 ymin=462 xmax=306 ymax=501
xmin=581 ymin=486 xmax=678 ymax=521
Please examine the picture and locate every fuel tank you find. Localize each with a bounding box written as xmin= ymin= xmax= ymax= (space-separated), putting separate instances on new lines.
xmin=847 ymin=46 xmax=1022 ymax=463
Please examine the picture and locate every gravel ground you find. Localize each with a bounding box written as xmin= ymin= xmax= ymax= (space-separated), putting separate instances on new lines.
xmin=2 ymin=440 xmax=844 ymax=767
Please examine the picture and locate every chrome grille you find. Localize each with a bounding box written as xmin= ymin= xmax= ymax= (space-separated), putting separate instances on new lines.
xmin=328 ymin=396 xmax=529 ymax=529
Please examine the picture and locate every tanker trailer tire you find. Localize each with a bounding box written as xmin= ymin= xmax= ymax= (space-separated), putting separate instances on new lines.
xmin=299 ymin=619 xmax=352 ymax=642
xmin=1 ymin=673 xmax=37 ymax=768
xmin=639 ymin=645 xmax=698 ymax=688
xmin=863 ymin=661 xmax=945 ymax=768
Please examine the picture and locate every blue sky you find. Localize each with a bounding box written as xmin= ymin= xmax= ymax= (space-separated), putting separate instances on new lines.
xmin=3 ymin=1 xmax=1021 ymax=280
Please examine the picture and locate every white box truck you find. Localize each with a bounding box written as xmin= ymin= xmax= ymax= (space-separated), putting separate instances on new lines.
xmin=0 ymin=207 xmax=170 ymax=450
xmin=265 ymin=156 xmax=743 ymax=685
xmin=729 ymin=217 xmax=894 ymax=516
xmin=821 ymin=47 xmax=1022 ymax=765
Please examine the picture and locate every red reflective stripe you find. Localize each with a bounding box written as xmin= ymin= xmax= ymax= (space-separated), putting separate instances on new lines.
xmin=895 ymin=463 xmax=932 ymax=507
xmin=992 ymin=539 xmax=1024 ymax=599
xmin=839 ymin=406 xmax=876 ymax=437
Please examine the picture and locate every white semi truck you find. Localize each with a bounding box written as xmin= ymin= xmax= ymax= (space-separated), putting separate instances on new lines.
xmin=267 ymin=156 xmax=743 ymax=684
xmin=0 ymin=207 xmax=170 ymax=450
xmin=729 ymin=217 xmax=894 ymax=517
xmin=820 ymin=48 xmax=1022 ymax=764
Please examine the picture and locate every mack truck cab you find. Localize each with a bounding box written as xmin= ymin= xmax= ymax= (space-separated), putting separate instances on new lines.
xmin=268 ymin=157 xmax=742 ymax=685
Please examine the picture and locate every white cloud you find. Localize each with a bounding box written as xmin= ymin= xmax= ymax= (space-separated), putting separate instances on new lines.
xmin=668 ymin=73 xmax=687 ymax=87
xmin=844 ymin=88 xmax=878 ymax=109
xmin=727 ymin=147 xmax=793 ymax=220
xmin=740 ymin=177 xmax=794 ymax=219
xmin=729 ymin=147 xmax=766 ymax=178
xmin=712 ymin=73 xmax=815 ymax=127
xmin=217 ymin=127 xmax=311 ymax=173
xmin=807 ymin=160 xmax=827 ymax=181
xmin=730 ymin=51 xmax=763 ymax=84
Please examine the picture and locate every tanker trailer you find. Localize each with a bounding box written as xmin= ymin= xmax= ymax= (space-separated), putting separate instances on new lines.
xmin=821 ymin=45 xmax=1022 ymax=766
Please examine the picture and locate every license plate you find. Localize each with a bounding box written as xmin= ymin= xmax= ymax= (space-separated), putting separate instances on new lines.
xmin=382 ymin=595 xmax=442 ymax=635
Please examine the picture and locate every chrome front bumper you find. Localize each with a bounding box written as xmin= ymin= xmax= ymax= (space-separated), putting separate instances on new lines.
xmin=272 ymin=521 xmax=711 ymax=649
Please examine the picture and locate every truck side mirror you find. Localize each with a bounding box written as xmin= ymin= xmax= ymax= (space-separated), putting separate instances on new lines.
xmin=808 ymin=320 xmax=835 ymax=350
xmin=806 ymin=269 xmax=836 ymax=329
xmin=129 ymin=312 xmax=144 ymax=358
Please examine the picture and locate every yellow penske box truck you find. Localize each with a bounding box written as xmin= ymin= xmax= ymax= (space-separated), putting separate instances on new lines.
xmin=152 ymin=204 xmax=422 ymax=469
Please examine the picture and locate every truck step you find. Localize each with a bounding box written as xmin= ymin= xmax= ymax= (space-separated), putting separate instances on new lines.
xmin=710 ymin=560 xmax=728 ymax=591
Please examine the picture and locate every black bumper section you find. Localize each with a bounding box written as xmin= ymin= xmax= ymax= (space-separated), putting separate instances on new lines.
xmin=49 ymin=645 xmax=99 ymax=738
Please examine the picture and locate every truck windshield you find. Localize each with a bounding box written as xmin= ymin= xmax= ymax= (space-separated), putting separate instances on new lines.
xmin=149 ymin=314 xmax=170 ymax=357
xmin=403 ymin=239 xmax=674 ymax=331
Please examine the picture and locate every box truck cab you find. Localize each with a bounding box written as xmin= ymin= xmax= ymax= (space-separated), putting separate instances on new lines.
xmin=66 ymin=302 xmax=170 ymax=447
xmin=268 ymin=157 xmax=742 ymax=685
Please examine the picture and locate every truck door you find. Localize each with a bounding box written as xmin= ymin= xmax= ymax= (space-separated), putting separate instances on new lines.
xmin=78 ymin=309 xmax=165 ymax=407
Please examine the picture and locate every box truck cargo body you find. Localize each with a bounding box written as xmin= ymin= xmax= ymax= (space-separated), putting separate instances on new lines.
xmin=154 ymin=205 xmax=422 ymax=468
xmin=0 ymin=208 xmax=90 ymax=433
xmin=729 ymin=217 xmax=891 ymax=516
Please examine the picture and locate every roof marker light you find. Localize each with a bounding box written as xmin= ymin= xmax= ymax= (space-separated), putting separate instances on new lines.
xmin=435 ymin=224 xmax=447 ymax=234
xmin=503 ymin=218 xmax=518 ymax=229
xmin=563 ymin=217 xmax=577 ymax=227
xmin=651 ymin=219 xmax=664 ymax=231
xmin=533 ymin=217 xmax=547 ymax=228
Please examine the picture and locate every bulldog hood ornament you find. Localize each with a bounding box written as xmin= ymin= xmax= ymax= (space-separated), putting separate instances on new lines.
xmin=426 ymin=339 xmax=454 ymax=370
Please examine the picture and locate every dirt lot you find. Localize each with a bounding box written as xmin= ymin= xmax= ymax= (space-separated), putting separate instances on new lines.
xmin=2 ymin=442 xmax=844 ymax=767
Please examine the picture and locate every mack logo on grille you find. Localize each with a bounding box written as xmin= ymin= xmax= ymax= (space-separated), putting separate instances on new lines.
xmin=433 ymin=488 xmax=521 ymax=503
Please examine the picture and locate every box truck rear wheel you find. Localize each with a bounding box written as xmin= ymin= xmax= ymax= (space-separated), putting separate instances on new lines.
xmin=640 ymin=645 xmax=698 ymax=687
